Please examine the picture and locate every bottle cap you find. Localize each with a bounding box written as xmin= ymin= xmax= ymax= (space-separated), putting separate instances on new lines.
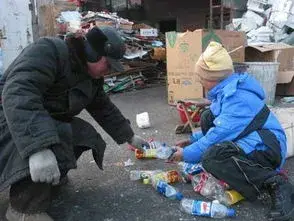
xmin=227 ymin=209 xmax=236 ymax=217
xmin=176 ymin=192 xmax=184 ymax=201
xmin=143 ymin=179 xmax=150 ymax=185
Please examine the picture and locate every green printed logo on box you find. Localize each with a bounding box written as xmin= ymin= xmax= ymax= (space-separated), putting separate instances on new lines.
xmin=202 ymin=30 xmax=222 ymax=50
xmin=167 ymin=32 xmax=177 ymax=48
xmin=179 ymin=43 xmax=189 ymax=53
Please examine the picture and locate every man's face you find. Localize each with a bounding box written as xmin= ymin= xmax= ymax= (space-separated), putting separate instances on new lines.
xmin=198 ymin=75 xmax=218 ymax=91
xmin=87 ymin=56 xmax=110 ymax=79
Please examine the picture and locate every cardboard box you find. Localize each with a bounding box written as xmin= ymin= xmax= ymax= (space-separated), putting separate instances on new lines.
xmin=166 ymin=29 xmax=246 ymax=105
xmin=245 ymin=43 xmax=294 ymax=96
xmin=140 ymin=28 xmax=158 ymax=37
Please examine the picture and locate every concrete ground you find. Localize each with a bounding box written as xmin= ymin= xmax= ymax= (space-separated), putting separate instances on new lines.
xmin=0 ymin=86 xmax=293 ymax=221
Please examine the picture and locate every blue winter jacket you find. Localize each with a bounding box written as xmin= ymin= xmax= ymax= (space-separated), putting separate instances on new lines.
xmin=183 ymin=73 xmax=287 ymax=169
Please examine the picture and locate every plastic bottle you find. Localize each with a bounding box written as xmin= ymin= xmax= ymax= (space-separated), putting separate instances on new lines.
xmin=180 ymin=198 xmax=235 ymax=218
xmin=178 ymin=162 xmax=203 ymax=183
xmin=192 ymin=172 xmax=227 ymax=199
xmin=135 ymin=141 xmax=175 ymax=160
xmin=149 ymin=170 xmax=181 ymax=185
xmin=192 ymin=173 xmax=243 ymax=205
xmin=129 ymin=170 xmax=162 ymax=181
xmin=155 ymin=143 xmax=175 ymax=159
xmin=154 ymin=180 xmax=183 ymax=200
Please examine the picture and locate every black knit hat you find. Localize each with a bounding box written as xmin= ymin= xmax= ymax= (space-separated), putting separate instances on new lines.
xmin=85 ymin=27 xmax=125 ymax=72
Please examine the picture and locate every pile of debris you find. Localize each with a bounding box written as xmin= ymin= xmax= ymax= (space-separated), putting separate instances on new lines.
xmin=227 ymin=0 xmax=294 ymax=44
xmin=56 ymin=10 xmax=166 ymax=93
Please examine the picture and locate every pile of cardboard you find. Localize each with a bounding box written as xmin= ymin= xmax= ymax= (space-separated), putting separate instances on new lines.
xmin=227 ymin=0 xmax=294 ymax=44
xmin=56 ymin=10 xmax=166 ymax=93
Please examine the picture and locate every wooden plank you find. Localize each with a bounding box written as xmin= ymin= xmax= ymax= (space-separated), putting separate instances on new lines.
xmin=36 ymin=0 xmax=76 ymax=37
xmin=38 ymin=4 xmax=56 ymax=36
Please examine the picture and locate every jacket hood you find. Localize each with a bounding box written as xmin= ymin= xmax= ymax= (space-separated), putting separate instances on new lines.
xmin=208 ymin=73 xmax=265 ymax=101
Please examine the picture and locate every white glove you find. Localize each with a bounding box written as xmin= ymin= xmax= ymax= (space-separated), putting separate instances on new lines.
xmin=29 ymin=149 xmax=61 ymax=185
xmin=128 ymin=135 xmax=150 ymax=150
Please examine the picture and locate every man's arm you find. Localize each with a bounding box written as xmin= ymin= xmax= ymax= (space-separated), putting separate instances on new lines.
xmin=183 ymin=99 xmax=255 ymax=163
xmin=86 ymin=91 xmax=134 ymax=144
xmin=2 ymin=38 xmax=62 ymax=159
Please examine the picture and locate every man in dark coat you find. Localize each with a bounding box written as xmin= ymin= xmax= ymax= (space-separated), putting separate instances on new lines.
xmin=0 ymin=27 xmax=148 ymax=221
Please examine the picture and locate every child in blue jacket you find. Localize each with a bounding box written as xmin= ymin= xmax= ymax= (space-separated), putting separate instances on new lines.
xmin=170 ymin=42 xmax=294 ymax=221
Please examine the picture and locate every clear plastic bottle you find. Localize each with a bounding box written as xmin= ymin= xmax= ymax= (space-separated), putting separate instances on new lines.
xmin=192 ymin=172 xmax=227 ymax=199
xmin=192 ymin=173 xmax=243 ymax=205
xmin=180 ymin=198 xmax=235 ymax=218
xmin=129 ymin=170 xmax=162 ymax=181
xmin=155 ymin=143 xmax=175 ymax=159
xmin=135 ymin=141 xmax=175 ymax=160
xmin=154 ymin=180 xmax=183 ymax=200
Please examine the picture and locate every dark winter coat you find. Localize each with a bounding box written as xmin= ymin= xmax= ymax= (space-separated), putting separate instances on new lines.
xmin=0 ymin=37 xmax=134 ymax=191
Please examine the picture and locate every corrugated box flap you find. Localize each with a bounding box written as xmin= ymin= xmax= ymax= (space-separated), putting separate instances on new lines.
xmin=277 ymin=71 xmax=294 ymax=84
xmin=247 ymin=43 xmax=294 ymax=52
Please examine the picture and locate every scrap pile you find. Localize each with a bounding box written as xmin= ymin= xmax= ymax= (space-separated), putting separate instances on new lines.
xmin=227 ymin=0 xmax=294 ymax=44
xmin=56 ymin=10 xmax=166 ymax=94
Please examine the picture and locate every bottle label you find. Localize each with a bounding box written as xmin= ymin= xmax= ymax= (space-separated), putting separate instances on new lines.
xmin=166 ymin=170 xmax=180 ymax=183
xmin=192 ymin=201 xmax=211 ymax=217
xmin=152 ymin=173 xmax=167 ymax=184
xmin=144 ymin=149 xmax=157 ymax=158
xmin=156 ymin=181 xmax=167 ymax=196
xmin=152 ymin=170 xmax=179 ymax=184
xmin=188 ymin=163 xmax=203 ymax=175
xmin=149 ymin=141 xmax=160 ymax=149
xmin=193 ymin=172 xmax=209 ymax=193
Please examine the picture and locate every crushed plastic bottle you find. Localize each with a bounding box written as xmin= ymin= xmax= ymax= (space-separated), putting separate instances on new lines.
xmin=135 ymin=141 xmax=175 ymax=160
xmin=178 ymin=162 xmax=203 ymax=183
xmin=192 ymin=172 xmax=227 ymax=198
xmin=192 ymin=172 xmax=243 ymax=205
xmin=180 ymin=198 xmax=235 ymax=218
xmin=129 ymin=170 xmax=162 ymax=181
xmin=154 ymin=180 xmax=183 ymax=200
xmin=149 ymin=170 xmax=181 ymax=185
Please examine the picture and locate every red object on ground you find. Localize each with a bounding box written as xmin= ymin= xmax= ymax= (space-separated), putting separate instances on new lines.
xmin=177 ymin=103 xmax=200 ymax=124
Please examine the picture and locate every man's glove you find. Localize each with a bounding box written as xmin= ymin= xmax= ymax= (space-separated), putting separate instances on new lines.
xmin=29 ymin=149 xmax=61 ymax=185
xmin=128 ymin=135 xmax=149 ymax=151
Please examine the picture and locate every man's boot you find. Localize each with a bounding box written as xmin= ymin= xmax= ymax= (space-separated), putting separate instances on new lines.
xmin=9 ymin=178 xmax=53 ymax=221
xmin=6 ymin=204 xmax=54 ymax=221
xmin=265 ymin=175 xmax=294 ymax=221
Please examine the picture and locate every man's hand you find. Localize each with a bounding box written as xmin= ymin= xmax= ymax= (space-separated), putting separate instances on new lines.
xmin=128 ymin=135 xmax=149 ymax=151
xmin=29 ymin=149 xmax=61 ymax=185
xmin=176 ymin=139 xmax=191 ymax=148
xmin=169 ymin=146 xmax=183 ymax=162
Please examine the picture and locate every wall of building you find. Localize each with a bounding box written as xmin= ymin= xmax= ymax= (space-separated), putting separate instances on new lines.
xmin=85 ymin=0 xmax=102 ymax=11
xmin=0 ymin=0 xmax=33 ymax=71
xmin=143 ymin=0 xmax=210 ymax=32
